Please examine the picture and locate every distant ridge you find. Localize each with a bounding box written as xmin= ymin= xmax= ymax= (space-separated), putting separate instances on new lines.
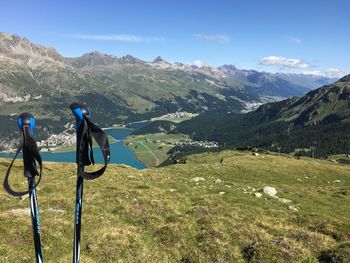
xmin=0 ymin=32 xmax=343 ymax=150
xmin=65 ymin=51 xmax=118 ymax=68
xmin=175 ymin=75 xmax=350 ymax=157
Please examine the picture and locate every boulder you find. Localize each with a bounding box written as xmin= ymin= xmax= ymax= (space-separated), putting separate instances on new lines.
xmin=263 ymin=186 xmax=277 ymax=197
xmin=214 ymin=179 xmax=223 ymax=184
xmin=191 ymin=177 xmax=205 ymax=182
xmin=254 ymin=192 xmax=263 ymax=198
xmin=288 ymin=205 xmax=299 ymax=212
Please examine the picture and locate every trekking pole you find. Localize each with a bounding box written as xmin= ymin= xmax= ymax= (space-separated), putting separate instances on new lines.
xmin=3 ymin=113 xmax=44 ymax=263
xmin=69 ymin=102 xmax=110 ymax=263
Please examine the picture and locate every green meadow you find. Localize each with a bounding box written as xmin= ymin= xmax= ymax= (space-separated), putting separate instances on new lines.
xmin=1 ymin=150 xmax=350 ymax=262
xmin=125 ymin=133 xmax=188 ymax=166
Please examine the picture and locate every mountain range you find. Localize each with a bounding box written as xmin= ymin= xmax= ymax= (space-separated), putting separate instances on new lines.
xmin=152 ymin=75 xmax=350 ymax=158
xmin=0 ymin=32 xmax=340 ymax=150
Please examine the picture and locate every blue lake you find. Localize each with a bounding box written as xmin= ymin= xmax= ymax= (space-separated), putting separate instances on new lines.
xmin=0 ymin=125 xmax=148 ymax=169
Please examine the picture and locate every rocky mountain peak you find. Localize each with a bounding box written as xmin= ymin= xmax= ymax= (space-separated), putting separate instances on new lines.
xmin=120 ymin=54 xmax=144 ymax=64
xmin=221 ymin=64 xmax=238 ymax=71
xmin=0 ymin=32 xmax=63 ymax=61
xmin=84 ymin=51 xmax=118 ymax=60
xmin=67 ymin=51 xmax=118 ymax=68
xmin=87 ymin=51 xmax=105 ymax=57
xmin=153 ymin=56 xmax=167 ymax=63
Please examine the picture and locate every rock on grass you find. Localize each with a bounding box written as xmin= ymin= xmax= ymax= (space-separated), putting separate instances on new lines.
xmin=263 ymin=186 xmax=277 ymax=197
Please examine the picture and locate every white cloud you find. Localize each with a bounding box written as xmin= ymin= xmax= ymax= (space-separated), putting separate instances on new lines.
xmin=287 ymin=36 xmax=302 ymax=44
xmin=72 ymin=34 xmax=163 ymax=43
xmin=194 ymin=33 xmax=230 ymax=44
xmin=325 ymin=68 xmax=347 ymax=78
xmin=302 ymin=70 xmax=323 ymax=76
xmin=303 ymin=68 xmax=347 ymax=78
xmin=188 ymin=60 xmax=206 ymax=67
xmin=260 ymin=56 xmax=310 ymax=69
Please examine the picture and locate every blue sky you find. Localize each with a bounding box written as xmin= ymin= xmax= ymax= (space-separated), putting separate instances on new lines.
xmin=1 ymin=0 xmax=349 ymax=77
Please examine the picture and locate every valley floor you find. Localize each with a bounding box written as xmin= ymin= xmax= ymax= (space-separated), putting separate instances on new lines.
xmin=0 ymin=150 xmax=350 ymax=262
xmin=124 ymin=133 xmax=189 ymax=166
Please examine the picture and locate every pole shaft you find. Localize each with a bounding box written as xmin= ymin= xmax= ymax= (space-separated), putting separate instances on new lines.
xmin=28 ymin=177 xmax=43 ymax=263
xmin=73 ymin=164 xmax=84 ymax=263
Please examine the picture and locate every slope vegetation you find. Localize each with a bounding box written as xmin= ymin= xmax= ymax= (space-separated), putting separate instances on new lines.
xmin=175 ymin=75 xmax=350 ymax=157
xmin=1 ymin=150 xmax=350 ymax=262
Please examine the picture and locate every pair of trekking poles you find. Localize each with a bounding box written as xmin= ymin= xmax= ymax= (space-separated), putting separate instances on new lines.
xmin=3 ymin=102 xmax=110 ymax=263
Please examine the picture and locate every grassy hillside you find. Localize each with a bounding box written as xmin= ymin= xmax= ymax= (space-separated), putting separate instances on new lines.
xmin=175 ymin=75 xmax=350 ymax=158
xmin=1 ymin=151 xmax=350 ymax=262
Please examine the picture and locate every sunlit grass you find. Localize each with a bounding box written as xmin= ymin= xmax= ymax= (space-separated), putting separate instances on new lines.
xmin=0 ymin=150 xmax=350 ymax=262
xmin=125 ymin=133 xmax=188 ymax=166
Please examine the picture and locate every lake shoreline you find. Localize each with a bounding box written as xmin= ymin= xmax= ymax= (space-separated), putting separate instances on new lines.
xmin=0 ymin=127 xmax=148 ymax=169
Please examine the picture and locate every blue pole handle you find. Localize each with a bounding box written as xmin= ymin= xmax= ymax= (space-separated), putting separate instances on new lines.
xmin=17 ymin=112 xmax=36 ymax=136
xmin=69 ymin=102 xmax=90 ymax=128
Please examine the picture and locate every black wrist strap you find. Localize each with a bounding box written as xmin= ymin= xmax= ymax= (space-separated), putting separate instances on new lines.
xmin=77 ymin=117 xmax=110 ymax=180
xmin=3 ymin=126 xmax=42 ymax=197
